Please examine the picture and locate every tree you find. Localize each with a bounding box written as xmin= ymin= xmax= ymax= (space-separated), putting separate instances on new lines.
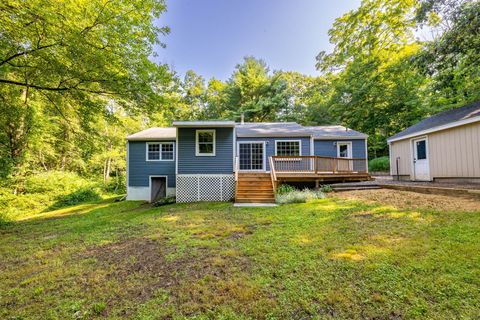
xmin=0 ymin=0 xmax=172 ymax=178
xmin=316 ymin=0 xmax=427 ymax=156
xmin=414 ymin=0 xmax=480 ymax=108
xmin=221 ymin=57 xmax=289 ymax=122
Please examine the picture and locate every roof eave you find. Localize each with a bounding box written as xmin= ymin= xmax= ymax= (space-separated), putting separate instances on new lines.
xmin=387 ymin=115 xmax=480 ymax=143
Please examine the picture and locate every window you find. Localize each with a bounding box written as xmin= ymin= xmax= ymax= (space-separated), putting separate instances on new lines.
xmin=337 ymin=142 xmax=352 ymax=158
xmin=147 ymin=142 xmax=174 ymax=161
xmin=196 ymin=130 xmax=215 ymax=156
xmin=275 ymin=140 xmax=301 ymax=156
xmin=416 ymin=140 xmax=426 ymax=160
xmin=161 ymin=143 xmax=174 ymax=160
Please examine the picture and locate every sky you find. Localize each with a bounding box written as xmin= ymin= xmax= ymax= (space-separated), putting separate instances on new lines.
xmin=153 ymin=0 xmax=361 ymax=81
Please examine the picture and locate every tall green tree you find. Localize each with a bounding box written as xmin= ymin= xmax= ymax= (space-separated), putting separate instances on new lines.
xmin=0 ymin=0 xmax=172 ymax=178
xmin=316 ymin=0 xmax=427 ymax=156
xmin=222 ymin=57 xmax=289 ymax=122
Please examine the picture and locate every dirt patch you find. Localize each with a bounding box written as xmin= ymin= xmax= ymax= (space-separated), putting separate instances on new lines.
xmin=76 ymin=236 xmax=256 ymax=316
xmin=332 ymin=189 xmax=480 ymax=212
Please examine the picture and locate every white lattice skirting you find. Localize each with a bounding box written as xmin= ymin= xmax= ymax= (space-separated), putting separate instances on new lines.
xmin=176 ymin=174 xmax=235 ymax=203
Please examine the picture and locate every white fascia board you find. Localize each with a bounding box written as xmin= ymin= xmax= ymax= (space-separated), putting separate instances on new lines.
xmin=126 ymin=137 xmax=176 ymax=141
xmin=387 ymin=116 xmax=480 ymax=143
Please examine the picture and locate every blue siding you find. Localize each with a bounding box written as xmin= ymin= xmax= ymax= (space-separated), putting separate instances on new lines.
xmin=128 ymin=141 xmax=176 ymax=187
xmin=236 ymin=137 xmax=311 ymax=171
xmin=313 ymin=139 xmax=366 ymax=158
xmin=178 ymin=127 xmax=234 ymax=174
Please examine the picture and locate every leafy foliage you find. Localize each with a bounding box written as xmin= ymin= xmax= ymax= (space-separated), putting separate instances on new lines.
xmin=275 ymin=188 xmax=325 ymax=204
xmin=369 ymin=156 xmax=390 ymax=172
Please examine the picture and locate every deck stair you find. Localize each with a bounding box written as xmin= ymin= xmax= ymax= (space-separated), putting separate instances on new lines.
xmin=235 ymin=173 xmax=276 ymax=203
xmin=330 ymin=183 xmax=381 ymax=192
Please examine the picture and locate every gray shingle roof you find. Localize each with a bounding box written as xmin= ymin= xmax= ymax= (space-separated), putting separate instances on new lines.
xmin=388 ymin=100 xmax=480 ymax=142
xmin=235 ymin=122 xmax=310 ymax=137
xmin=126 ymin=127 xmax=176 ymax=140
xmin=126 ymin=123 xmax=369 ymax=140
xmin=304 ymin=126 xmax=368 ymax=139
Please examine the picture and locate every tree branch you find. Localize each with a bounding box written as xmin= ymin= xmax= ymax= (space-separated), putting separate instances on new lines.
xmin=0 ymin=43 xmax=59 ymax=67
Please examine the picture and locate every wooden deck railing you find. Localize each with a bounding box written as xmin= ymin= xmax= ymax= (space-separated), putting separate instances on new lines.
xmin=270 ymin=156 xmax=368 ymax=178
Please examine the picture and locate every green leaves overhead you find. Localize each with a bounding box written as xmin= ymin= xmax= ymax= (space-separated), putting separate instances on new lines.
xmin=0 ymin=0 xmax=170 ymax=108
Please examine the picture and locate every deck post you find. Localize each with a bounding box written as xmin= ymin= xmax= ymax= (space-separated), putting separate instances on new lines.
xmin=315 ymin=179 xmax=320 ymax=189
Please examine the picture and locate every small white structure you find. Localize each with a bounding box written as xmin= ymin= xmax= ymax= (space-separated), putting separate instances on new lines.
xmin=388 ymin=101 xmax=480 ymax=183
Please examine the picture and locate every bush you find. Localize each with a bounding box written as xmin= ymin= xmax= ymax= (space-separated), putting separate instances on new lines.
xmin=0 ymin=171 xmax=103 ymax=220
xmin=276 ymin=189 xmax=325 ymax=204
xmin=320 ymin=185 xmax=333 ymax=193
xmin=50 ymin=188 xmax=102 ymax=209
xmin=276 ymin=184 xmax=296 ymax=195
xmin=369 ymin=156 xmax=390 ymax=172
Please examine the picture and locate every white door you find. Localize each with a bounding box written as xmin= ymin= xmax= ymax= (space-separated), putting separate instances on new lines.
xmin=238 ymin=142 xmax=265 ymax=171
xmin=337 ymin=142 xmax=353 ymax=171
xmin=413 ymin=138 xmax=430 ymax=181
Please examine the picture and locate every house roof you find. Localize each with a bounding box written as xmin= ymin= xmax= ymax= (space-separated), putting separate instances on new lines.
xmin=126 ymin=127 xmax=176 ymax=141
xmin=388 ymin=100 xmax=480 ymax=142
xmin=305 ymin=126 xmax=368 ymax=139
xmin=126 ymin=122 xmax=368 ymax=140
xmin=235 ymin=122 xmax=310 ymax=137
xmin=173 ymin=120 xmax=236 ymax=127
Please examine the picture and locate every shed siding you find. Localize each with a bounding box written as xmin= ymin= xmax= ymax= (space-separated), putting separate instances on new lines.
xmin=313 ymin=139 xmax=366 ymax=158
xmin=429 ymin=122 xmax=480 ymax=177
xmin=128 ymin=141 xmax=176 ymax=187
xmin=177 ymin=127 xmax=234 ymax=174
xmin=389 ymin=121 xmax=480 ymax=179
xmin=236 ymin=137 xmax=311 ymax=171
xmin=389 ymin=139 xmax=412 ymax=177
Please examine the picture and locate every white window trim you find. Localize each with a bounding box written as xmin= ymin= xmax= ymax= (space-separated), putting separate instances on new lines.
xmin=196 ymin=129 xmax=216 ymax=156
xmin=336 ymin=141 xmax=352 ymax=158
xmin=237 ymin=141 xmax=266 ymax=172
xmin=146 ymin=142 xmax=175 ymax=162
xmin=274 ymin=140 xmax=302 ymax=156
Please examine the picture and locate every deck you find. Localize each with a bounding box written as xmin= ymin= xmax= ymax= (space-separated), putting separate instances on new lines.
xmin=269 ymin=156 xmax=371 ymax=185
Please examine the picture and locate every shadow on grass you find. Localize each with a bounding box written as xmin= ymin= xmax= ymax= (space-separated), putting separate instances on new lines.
xmin=45 ymin=188 xmax=103 ymax=212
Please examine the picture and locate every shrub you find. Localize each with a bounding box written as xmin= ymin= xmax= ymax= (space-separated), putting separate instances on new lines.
xmin=0 ymin=171 xmax=103 ymax=220
xmin=276 ymin=189 xmax=325 ymax=204
xmin=50 ymin=188 xmax=102 ymax=209
xmin=276 ymin=184 xmax=296 ymax=195
xmin=320 ymin=185 xmax=333 ymax=193
xmin=368 ymin=156 xmax=390 ymax=172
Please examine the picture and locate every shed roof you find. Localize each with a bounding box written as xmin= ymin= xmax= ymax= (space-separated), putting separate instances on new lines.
xmin=388 ymin=100 xmax=480 ymax=142
xmin=126 ymin=127 xmax=176 ymax=141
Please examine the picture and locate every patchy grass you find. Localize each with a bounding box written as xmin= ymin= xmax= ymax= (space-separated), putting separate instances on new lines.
xmin=0 ymin=191 xmax=479 ymax=319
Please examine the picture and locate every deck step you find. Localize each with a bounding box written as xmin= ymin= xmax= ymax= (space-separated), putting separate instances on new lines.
xmin=235 ymin=198 xmax=276 ymax=203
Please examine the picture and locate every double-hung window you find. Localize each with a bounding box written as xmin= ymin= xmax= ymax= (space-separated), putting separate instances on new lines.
xmin=196 ymin=130 xmax=215 ymax=156
xmin=275 ymin=140 xmax=301 ymax=156
xmin=147 ymin=142 xmax=174 ymax=161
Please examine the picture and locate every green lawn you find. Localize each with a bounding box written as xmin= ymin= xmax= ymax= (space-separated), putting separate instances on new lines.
xmin=0 ymin=192 xmax=479 ymax=319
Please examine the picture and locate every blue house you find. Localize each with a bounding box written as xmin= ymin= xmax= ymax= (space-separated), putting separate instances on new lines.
xmin=126 ymin=121 xmax=369 ymax=203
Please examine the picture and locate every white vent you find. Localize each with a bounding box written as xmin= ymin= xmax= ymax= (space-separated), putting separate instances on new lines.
xmin=176 ymin=174 xmax=235 ymax=203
